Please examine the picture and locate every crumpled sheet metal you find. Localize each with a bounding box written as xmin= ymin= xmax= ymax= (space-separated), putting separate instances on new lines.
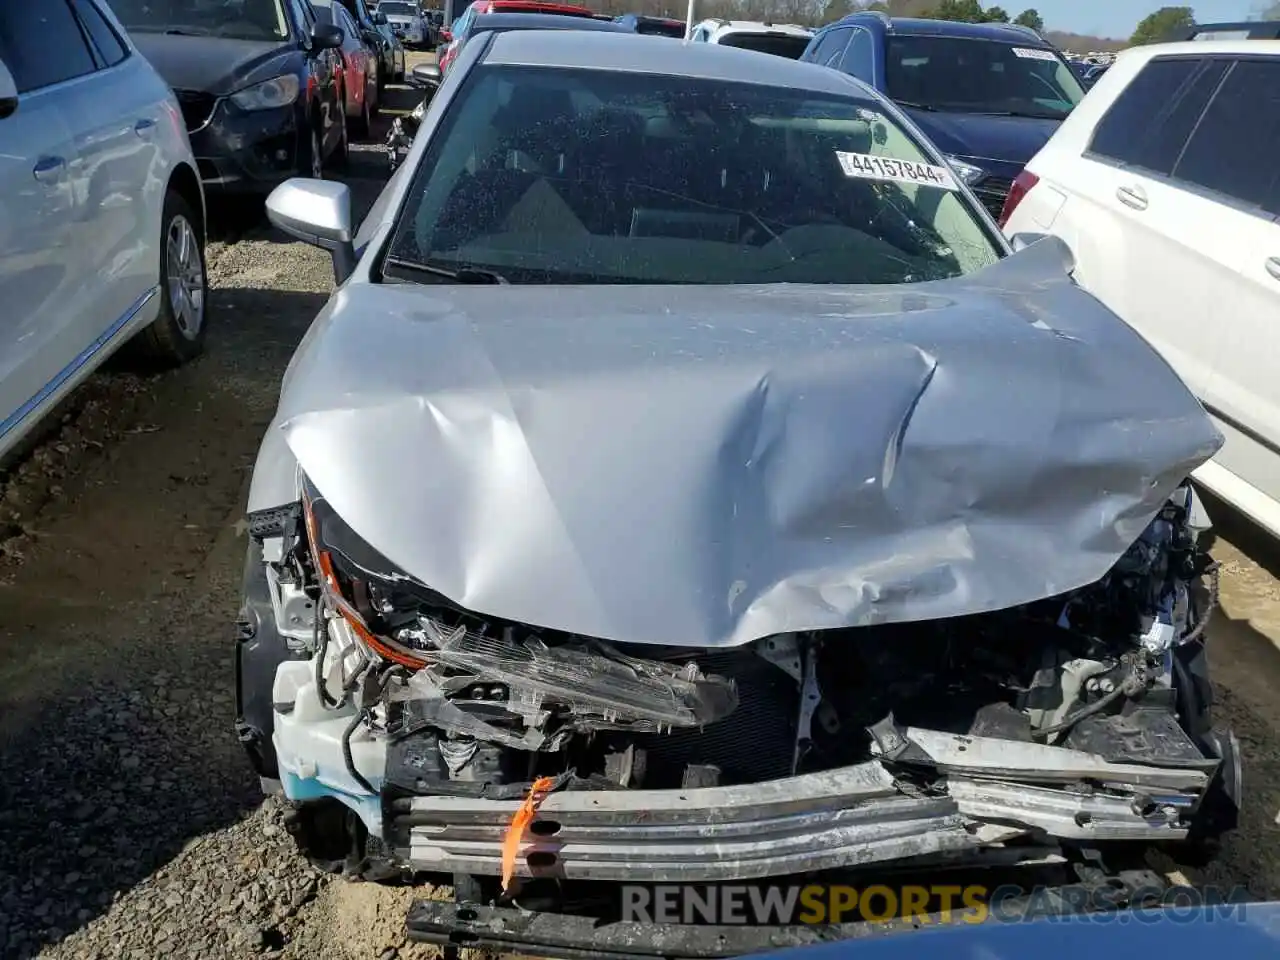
xmin=276 ymin=239 xmax=1222 ymax=648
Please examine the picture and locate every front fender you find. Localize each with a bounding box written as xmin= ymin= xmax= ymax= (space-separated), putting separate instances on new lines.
xmin=248 ymin=422 xmax=300 ymax=512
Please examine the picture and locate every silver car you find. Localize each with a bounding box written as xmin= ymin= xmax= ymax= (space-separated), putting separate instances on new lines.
xmin=239 ymin=30 xmax=1237 ymax=951
xmin=374 ymin=0 xmax=427 ymax=47
xmin=0 ymin=2 xmax=208 ymax=461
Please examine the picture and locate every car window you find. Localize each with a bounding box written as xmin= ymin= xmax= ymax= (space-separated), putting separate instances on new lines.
xmin=295 ymin=0 xmax=317 ymax=30
xmin=804 ymin=27 xmax=848 ymax=65
xmin=338 ymin=6 xmax=359 ymax=36
xmin=717 ymin=32 xmax=811 ymax=60
xmin=841 ymin=27 xmax=874 ymax=82
xmin=885 ymin=35 xmax=1084 ymax=119
xmin=1088 ymin=57 xmax=1225 ymax=175
xmin=1172 ymin=58 xmax=1280 ymax=215
xmin=0 ymin=1 xmax=98 ymax=93
xmin=71 ymin=0 xmax=129 ymax=68
xmin=112 ymin=0 xmax=291 ymax=41
xmin=386 ymin=64 xmax=1003 ymax=286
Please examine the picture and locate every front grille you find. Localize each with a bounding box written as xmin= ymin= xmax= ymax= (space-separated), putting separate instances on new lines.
xmin=974 ymin=177 xmax=1013 ymax=220
xmin=174 ymin=89 xmax=217 ymax=132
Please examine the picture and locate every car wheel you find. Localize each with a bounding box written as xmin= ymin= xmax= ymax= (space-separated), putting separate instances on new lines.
xmin=129 ymin=189 xmax=208 ymax=368
xmin=329 ymin=98 xmax=349 ymax=170
xmin=352 ymin=85 xmax=372 ymax=139
xmin=301 ymin=118 xmax=324 ymax=180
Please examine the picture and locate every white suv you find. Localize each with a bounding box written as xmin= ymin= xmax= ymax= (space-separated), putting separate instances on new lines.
xmin=1002 ymin=40 xmax=1280 ymax=538
xmin=688 ymin=19 xmax=812 ymax=59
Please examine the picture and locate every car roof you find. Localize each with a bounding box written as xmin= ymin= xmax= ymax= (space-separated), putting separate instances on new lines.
xmin=474 ymin=0 xmax=594 ymax=12
xmin=841 ymin=14 xmax=1051 ymax=46
xmin=482 ymin=30 xmax=868 ymax=95
xmin=696 ymin=18 xmax=812 ymax=37
xmin=472 ymin=11 xmax=629 ymax=32
xmin=1116 ymin=38 xmax=1280 ymax=61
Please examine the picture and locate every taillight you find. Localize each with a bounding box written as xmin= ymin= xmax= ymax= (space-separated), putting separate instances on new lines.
xmin=998 ymin=169 xmax=1039 ymax=227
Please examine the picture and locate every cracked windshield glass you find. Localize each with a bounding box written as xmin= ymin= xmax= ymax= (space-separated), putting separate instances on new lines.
xmin=110 ymin=0 xmax=290 ymax=41
xmin=386 ymin=65 xmax=1003 ymax=285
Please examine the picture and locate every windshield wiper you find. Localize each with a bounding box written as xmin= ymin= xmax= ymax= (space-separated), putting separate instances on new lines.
xmin=960 ymin=109 xmax=1064 ymax=120
xmin=895 ymin=100 xmax=938 ymax=112
xmin=384 ymin=256 xmax=509 ymax=285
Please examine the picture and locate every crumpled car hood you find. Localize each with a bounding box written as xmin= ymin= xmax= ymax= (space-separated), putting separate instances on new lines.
xmin=275 ymin=239 xmax=1222 ymax=648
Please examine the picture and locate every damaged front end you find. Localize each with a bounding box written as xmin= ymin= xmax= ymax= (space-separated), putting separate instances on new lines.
xmin=235 ymin=473 xmax=1240 ymax=897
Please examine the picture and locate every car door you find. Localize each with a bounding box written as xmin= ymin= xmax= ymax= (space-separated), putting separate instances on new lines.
xmin=59 ymin=0 xmax=166 ymax=346
xmin=1160 ymin=55 xmax=1280 ymax=522
xmin=1048 ymin=55 xmax=1232 ymax=400
xmin=0 ymin=2 xmax=98 ymax=448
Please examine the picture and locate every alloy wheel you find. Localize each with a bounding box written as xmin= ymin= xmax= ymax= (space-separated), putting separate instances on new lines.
xmin=165 ymin=215 xmax=205 ymax=340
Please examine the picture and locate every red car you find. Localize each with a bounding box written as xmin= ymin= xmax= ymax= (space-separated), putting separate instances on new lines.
xmin=438 ymin=0 xmax=596 ymax=74
xmin=314 ymin=0 xmax=380 ymax=137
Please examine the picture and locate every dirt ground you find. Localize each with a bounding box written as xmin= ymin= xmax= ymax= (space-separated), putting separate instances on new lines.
xmin=0 ymin=49 xmax=1278 ymax=960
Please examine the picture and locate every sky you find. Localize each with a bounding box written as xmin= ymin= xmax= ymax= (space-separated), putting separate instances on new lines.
xmin=1025 ymin=1 xmax=1256 ymax=37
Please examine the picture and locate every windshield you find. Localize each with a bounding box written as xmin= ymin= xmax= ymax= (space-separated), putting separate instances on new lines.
xmin=110 ymin=0 xmax=290 ymax=40
xmin=718 ymin=32 xmax=811 ymax=59
xmin=886 ymin=35 xmax=1085 ymax=119
xmin=379 ymin=1 xmax=416 ymax=14
xmin=385 ymin=65 xmax=1002 ymax=285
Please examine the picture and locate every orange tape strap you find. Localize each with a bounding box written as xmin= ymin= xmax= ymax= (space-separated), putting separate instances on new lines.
xmin=500 ymin=775 xmax=559 ymax=894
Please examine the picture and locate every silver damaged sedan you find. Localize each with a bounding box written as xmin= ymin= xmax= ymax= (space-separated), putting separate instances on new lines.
xmin=235 ymin=29 xmax=1240 ymax=954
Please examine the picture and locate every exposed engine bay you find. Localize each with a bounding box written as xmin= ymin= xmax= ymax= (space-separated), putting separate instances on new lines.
xmin=235 ymin=476 xmax=1241 ymax=888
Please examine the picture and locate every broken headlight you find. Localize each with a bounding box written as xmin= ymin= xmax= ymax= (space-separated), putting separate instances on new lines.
xmin=299 ymin=475 xmax=738 ymax=736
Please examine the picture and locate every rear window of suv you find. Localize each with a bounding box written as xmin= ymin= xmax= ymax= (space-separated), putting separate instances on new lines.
xmin=1088 ymin=55 xmax=1280 ymax=216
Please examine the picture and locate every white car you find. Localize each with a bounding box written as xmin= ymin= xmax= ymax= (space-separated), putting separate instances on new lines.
xmin=0 ymin=1 xmax=207 ymax=461
xmin=374 ymin=0 xmax=427 ymax=46
xmin=1002 ymin=39 xmax=1280 ymax=539
xmin=687 ymin=18 xmax=812 ymax=59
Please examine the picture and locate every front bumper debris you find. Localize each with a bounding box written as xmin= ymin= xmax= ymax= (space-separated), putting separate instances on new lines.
xmin=384 ymin=730 xmax=1211 ymax=883
xmin=406 ymin=869 xmax=1172 ymax=959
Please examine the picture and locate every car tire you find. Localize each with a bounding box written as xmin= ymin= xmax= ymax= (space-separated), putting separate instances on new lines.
xmin=300 ymin=117 xmax=324 ymax=181
xmin=329 ymin=97 xmax=350 ymax=170
xmin=351 ymin=88 xmax=372 ymax=139
xmin=127 ymin=189 xmax=208 ymax=368
xmin=367 ymin=76 xmax=381 ymax=120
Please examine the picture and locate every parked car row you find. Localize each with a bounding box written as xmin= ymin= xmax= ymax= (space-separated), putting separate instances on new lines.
xmin=0 ymin=0 xmax=413 ymax=467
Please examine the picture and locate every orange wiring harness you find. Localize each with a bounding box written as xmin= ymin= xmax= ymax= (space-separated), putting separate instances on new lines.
xmin=500 ymin=775 xmax=559 ymax=894
xmin=302 ymin=492 xmax=428 ymax=670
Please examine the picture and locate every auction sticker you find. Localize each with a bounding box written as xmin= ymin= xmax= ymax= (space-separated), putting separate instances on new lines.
xmin=1012 ymin=47 xmax=1058 ymax=61
xmin=835 ymin=152 xmax=959 ymax=191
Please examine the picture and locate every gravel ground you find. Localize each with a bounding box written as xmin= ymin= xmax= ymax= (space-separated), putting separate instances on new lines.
xmin=1 ymin=50 xmax=1279 ymax=960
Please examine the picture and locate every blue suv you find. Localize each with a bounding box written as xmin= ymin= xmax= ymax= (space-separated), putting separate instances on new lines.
xmin=800 ymin=14 xmax=1086 ymax=219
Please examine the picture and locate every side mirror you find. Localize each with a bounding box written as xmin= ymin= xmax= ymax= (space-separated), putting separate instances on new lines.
xmin=267 ymin=178 xmax=357 ymax=284
xmin=410 ymin=62 xmax=441 ymax=87
xmin=1009 ymin=231 xmax=1049 ymax=252
xmin=439 ymin=29 xmax=452 ymax=42
xmin=0 ymin=59 xmax=18 ymax=121
xmin=311 ymin=23 xmax=344 ymax=50
xmin=373 ymin=11 xmax=388 ymax=24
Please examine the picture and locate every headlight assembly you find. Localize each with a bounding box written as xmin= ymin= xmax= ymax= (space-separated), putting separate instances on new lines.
xmin=230 ymin=74 xmax=301 ymax=111
xmin=944 ymin=155 xmax=986 ymax=187
xmin=301 ymin=477 xmax=430 ymax=669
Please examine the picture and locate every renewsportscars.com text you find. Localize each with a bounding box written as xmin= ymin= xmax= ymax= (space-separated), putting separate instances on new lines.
xmin=620 ymin=883 xmax=1253 ymax=926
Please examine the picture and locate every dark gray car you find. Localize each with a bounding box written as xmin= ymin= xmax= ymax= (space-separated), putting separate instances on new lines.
xmin=240 ymin=30 xmax=1237 ymax=957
